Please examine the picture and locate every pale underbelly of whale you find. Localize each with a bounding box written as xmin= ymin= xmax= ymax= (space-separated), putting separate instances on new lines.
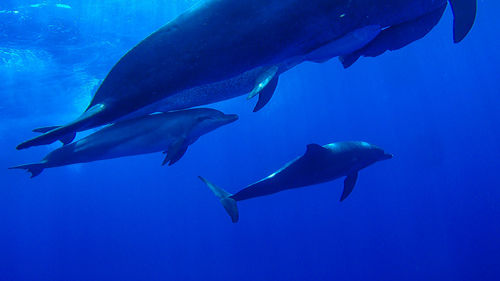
xmin=119 ymin=66 xmax=268 ymax=120
xmin=119 ymin=25 xmax=382 ymax=120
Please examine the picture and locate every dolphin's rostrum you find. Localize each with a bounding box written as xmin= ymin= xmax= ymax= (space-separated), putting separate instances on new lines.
xmin=199 ymin=141 xmax=393 ymax=223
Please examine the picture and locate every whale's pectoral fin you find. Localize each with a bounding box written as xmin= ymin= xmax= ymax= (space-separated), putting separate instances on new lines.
xmin=247 ymin=66 xmax=279 ymax=112
xmin=449 ymin=0 xmax=477 ymax=43
xmin=340 ymin=172 xmax=358 ymax=202
xmin=33 ymin=126 xmax=76 ymax=145
xmin=340 ymin=5 xmax=446 ymax=69
xmin=162 ymin=138 xmax=188 ymax=166
xmin=199 ymin=176 xmax=239 ymax=223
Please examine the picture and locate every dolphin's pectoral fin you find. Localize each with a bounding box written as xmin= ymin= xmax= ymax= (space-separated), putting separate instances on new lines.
xmin=341 ymin=172 xmax=358 ymax=202
xmin=340 ymin=5 xmax=446 ymax=69
xmin=247 ymin=66 xmax=279 ymax=112
xmin=33 ymin=126 xmax=76 ymax=145
xmin=449 ymin=0 xmax=477 ymax=43
xmin=163 ymin=138 xmax=188 ymax=166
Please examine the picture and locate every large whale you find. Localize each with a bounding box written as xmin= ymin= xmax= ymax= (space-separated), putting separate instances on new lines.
xmin=199 ymin=141 xmax=392 ymax=223
xmin=10 ymin=108 xmax=238 ymax=178
xmin=17 ymin=0 xmax=476 ymax=150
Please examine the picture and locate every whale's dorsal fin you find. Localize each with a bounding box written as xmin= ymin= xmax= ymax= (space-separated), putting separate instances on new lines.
xmin=341 ymin=172 xmax=358 ymax=202
xmin=247 ymin=66 xmax=279 ymax=112
xmin=449 ymin=0 xmax=477 ymax=43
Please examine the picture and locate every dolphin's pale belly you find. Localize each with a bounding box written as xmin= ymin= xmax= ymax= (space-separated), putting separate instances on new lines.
xmin=46 ymin=133 xmax=175 ymax=167
xmin=90 ymin=135 xmax=172 ymax=161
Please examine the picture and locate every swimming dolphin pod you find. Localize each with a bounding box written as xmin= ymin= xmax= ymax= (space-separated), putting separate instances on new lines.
xmin=16 ymin=0 xmax=476 ymax=150
xmin=10 ymin=109 xmax=238 ymax=178
xmin=200 ymin=142 xmax=393 ymax=223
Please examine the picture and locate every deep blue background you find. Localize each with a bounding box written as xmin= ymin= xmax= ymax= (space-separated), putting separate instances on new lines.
xmin=1 ymin=1 xmax=499 ymax=280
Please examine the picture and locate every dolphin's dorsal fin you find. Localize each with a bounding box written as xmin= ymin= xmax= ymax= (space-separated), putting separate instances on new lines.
xmin=247 ymin=66 xmax=279 ymax=112
xmin=163 ymin=138 xmax=188 ymax=166
xmin=304 ymin=143 xmax=329 ymax=158
xmin=341 ymin=172 xmax=358 ymax=202
xmin=449 ymin=0 xmax=477 ymax=43
xmin=17 ymin=103 xmax=106 ymax=150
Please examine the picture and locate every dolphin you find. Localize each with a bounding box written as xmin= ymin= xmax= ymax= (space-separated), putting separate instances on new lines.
xmin=17 ymin=0 xmax=476 ymax=150
xmin=199 ymin=141 xmax=393 ymax=223
xmin=10 ymin=108 xmax=238 ymax=178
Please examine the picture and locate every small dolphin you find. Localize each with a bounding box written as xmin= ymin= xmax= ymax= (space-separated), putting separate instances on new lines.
xmin=17 ymin=0 xmax=476 ymax=150
xmin=199 ymin=141 xmax=392 ymax=223
xmin=10 ymin=109 xmax=238 ymax=178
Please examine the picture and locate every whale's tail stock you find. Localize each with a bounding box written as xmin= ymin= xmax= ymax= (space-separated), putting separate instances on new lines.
xmin=198 ymin=176 xmax=239 ymax=223
xmin=16 ymin=104 xmax=106 ymax=150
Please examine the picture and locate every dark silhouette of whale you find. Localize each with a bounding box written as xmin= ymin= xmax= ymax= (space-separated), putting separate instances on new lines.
xmin=17 ymin=0 xmax=476 ymax=150
xmin=10 ymin=109 xmax=238 ymax=178
xmin=199 ymin=141 xmax=393 ymax=223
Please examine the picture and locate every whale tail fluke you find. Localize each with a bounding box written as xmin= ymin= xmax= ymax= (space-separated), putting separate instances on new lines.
xmin=198 ymin=176 xmax=239 ymax=223
xmin=16 ymin=104 xmax=105 ymax=150
xmin=9 ymin=163 xmax=45 ymax=178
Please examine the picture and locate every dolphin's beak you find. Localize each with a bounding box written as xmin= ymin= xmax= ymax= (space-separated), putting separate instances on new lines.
xmin=381 ymin=153 xmax=394 ymax=161
xmin=223 ymin=114 xmax=239 ymax=124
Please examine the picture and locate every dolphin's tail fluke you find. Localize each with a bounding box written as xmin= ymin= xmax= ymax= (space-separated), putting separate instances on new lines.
xmin=9 ymin=163 xmax=45 ymax=178
xmin=16 ymin=104 xmax=105 ymax=150
xmin=198 ymin=176 xmax=239 ymax=223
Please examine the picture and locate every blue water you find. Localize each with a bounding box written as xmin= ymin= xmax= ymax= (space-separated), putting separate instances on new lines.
xmin=1 ymin=1 xmax=499 ymax=280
